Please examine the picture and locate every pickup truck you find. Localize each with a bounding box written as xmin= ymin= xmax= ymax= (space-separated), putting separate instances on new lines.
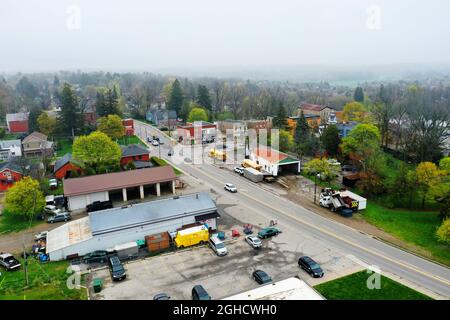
xmin=0 ymin=253 xmax=21 ymax=271
xmin=86 ymin=200 xmax=113 ymax=213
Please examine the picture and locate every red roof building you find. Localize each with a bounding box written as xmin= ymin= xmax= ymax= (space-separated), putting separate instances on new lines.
xmin=6 ymin=113 xmax=29 ymax=134
xmin=0 ymin=161 xmax=24 ymax=191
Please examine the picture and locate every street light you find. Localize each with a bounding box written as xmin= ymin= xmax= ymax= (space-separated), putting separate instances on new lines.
xmin=314 ymin=172 xmax=321 ymax=204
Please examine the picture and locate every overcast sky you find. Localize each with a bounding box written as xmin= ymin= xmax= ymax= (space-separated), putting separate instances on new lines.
xmin=1 ymin=0 xmax=450 ymax=73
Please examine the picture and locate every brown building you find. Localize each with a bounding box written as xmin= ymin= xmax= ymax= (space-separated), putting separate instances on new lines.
xmin=22 ymin=131 xmax=54 ymax=158
xmin=297 ymin=103 xmax=335 ymax=123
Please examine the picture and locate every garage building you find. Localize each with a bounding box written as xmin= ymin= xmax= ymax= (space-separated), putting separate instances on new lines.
xmin=46 ymin=192 xmax=220 ymax=261
xmin=250 ymin=145 xmax=300 ymax=177
xmin=63 ymin=166 xmax=176 ymax=211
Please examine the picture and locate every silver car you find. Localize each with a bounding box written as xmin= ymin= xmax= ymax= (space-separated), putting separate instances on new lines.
xmin=245 ymin=235 xmax=262 ymax=249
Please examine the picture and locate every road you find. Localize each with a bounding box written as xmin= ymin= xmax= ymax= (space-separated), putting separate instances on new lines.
xmin=135 ymin=120 xmax=450 ymax=299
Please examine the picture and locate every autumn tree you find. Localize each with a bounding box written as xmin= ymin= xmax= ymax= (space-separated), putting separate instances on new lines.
xmin=37 ymin=112 xmax=57 ymax=137
xmin=98 ymin=114 xmax=125 ymax=140
xmin=436 ymin=219 xmax=450 ymax=244
xmin=279 ymin=130 xmax=294 ymax=153
xmin=342 ymin=102 xmax=371 ymax=123
xmin=4 ymin=177 xmax=45 ymax=220
xmin=413 ymin=162 xmax=443 ymax=208
xmin=303 ymin=158 xmax=339 ymax=186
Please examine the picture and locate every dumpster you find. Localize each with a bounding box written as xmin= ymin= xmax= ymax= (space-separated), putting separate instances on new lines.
xmin=136 ymin=239 xmax=146 ymax=248
xmin=217 ymin=231 xmax=225 ymax=240
xmin=93 ymin=279 xmax=103 ymax=293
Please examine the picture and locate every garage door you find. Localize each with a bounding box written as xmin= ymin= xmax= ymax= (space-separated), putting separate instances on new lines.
xmin=68 ymin=195 xmax=88 ymax=211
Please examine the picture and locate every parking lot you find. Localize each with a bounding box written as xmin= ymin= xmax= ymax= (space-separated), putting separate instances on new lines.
xmin=89 ymin=199 xmax=363 ymax=300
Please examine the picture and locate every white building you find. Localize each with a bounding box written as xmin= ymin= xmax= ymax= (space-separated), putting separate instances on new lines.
xmin=0 ymin=140 xmax=22 ymax=160
xmin=46 ymin=192 xmax=220 ymax=261
xmin=249 ymin=145 xmax=300 ymax=177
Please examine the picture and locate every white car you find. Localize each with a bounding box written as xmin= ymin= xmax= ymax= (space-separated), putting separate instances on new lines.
xmin=44 ymin=205 xmax=63 ymax=215
xmin=49 ymin=178 xmax=58 ymax=189
xmin=152 ymin=140 xmax=159 ymax=146
xmin=234 ymin=167 xmax=244 ymax=175
xmin=34 ymin=231 xmax=48 ymax=241
xmin=224 ymin=183 xmax=237 ymax=193
xmin=245 ymin=235 xmax=262 ymax=249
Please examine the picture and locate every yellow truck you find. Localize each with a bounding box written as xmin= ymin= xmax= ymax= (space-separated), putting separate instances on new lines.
xmin=209 ymin=149 xmax=226 ymax=161
xmin=174 ymin=225 xmax=210 ymax=248
xmin=241 ymin=159 xmax=262 ymax=171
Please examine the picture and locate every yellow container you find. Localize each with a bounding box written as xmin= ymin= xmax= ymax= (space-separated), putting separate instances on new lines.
xmin=241 ymin=159 xmax=262 ymax=171
xmin=175 ymin=225 xmax=210 ymax=248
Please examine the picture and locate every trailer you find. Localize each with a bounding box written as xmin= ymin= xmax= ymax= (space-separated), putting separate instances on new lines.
xmin=340 ymin=190 xmax=367 ymax=210
xmin=109 ymin=241 xmax=139 ymax=260
xmin=319 ymin=188 xmax=366 ymax=212
xmin=243 ymin=167 xmax=264 ymax=183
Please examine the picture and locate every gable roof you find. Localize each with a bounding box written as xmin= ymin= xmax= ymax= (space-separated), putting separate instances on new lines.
xmin=23 ymin=131 xmax=48 ymax=143
xmin=121 ymin=144 xmax=149 ymax=158
xmin=0 ymin=160 xmax=24 ymax=175
xmin=300 ymin=104 xmax=333 ymax=112
xmin=54 ymin=153 xmax=75 ymax=173
xmin=0 ymin=140 xmax=22 ymax=149
xmin=6 ymin=113 xmax=28 ymax=122
xmin=253 ymin=145 xmax=288 ymax=164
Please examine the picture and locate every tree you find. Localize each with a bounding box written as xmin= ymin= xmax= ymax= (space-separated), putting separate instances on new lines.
xmin=342 ymin=102 xmax=371 ymax=123
xmin=303 ymin=158 xmax=339 ymax=186
xmin=439 ymin=157 xmax=450 ymax=174
xmin=436 ymin=219 xmax=450 ymax=244
xmin=187 ymin=107 xmax=209 ymax=123
xmin=98 ymin=114 xmax=125 ymax=140
xmin=321 ymin=125 xmax=340 ymax=157
xmin=59 ymin=83 xmax=82 ymax=137
xmin=216 ymin=111 xmax=234 ymax=121
xmin=353 ymin=86 xmax=364 ymax=103
xmin=4 ymin=177 xmax=45 ymax=220
xmin=37 ymin=112 xmax=57 ymax=137
xmin=28 ymin=107 xmax=41 ymax=132
xmin=196 ymin=85 xmax=212 ymax=111
xmin=0 ymin=127 xmax=5 ymax=139
xmin=279 ymin=130 xmax=294 ymax=153
xmin=72 ymin=131 xmax=122 ymax=171
xmin=272 ymin=103 xmax=288 ymax=129
xmin=414 ymin=162 xmax=443 ymax=208
xmin=168 ymin=79 xmax=184 ymax=116
xmin=294 ymin=111 xmax=310 ymax=144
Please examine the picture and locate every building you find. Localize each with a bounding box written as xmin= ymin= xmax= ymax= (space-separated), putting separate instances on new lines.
xmin=0 ymin=161 xmax=24 ymax=191
xmin=246 ymin=118 xmax=272 ymax=134
xmin=54 ymin=153 xmax=82 ymax=180
xmin=22 ymin=132 xmax=54 ymax=158
xmin=298 ymin=103 xmax=335 ymax=123
xmin=120 ymin=144 xmax=150 ymax=166
xmin=176 ymin=121 xmax=217 ymax=145
xmin=6 ymin=113 xmax=29 ymax=133
xmin=146 ymin=109 xmax=178 ymax=128
xmin=249 ymin=145 xmax=300 ymax=177
xmin=216 ymin=120 xmax=247 ymax=135
xmin=337 ymin=122 xmax=357 ymax=138
xmin=222 ymin=277 xmax=325 ymax=300
xmin=63 ymin=166 xmax=177 ymax=211
xmin=122 ymin=118 xmax=135 ymax=136
xmin=46 ymin=192 xmax=220 ymax=260
xmin=82 ymin=99 xmax=97 ymax=126
xmin=0 ymin=140 xmax=22 ymax=160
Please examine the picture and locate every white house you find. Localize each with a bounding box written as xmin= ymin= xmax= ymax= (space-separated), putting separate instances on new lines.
xmin=0 ymin=140 xmax=22 ymax=160
xmin=249 ymin=145 xmax=300 ymax=177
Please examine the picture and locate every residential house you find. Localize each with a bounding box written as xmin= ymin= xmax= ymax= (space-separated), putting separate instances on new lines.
xmin=337 ymin=122 xmax=357 ymax=138
xmin=82 ymin=99 xmax=97 ymax=126
xmin=297 ymin=103 xmax=335 ymax=123
xmin=122 ymin=118 xmax=135 ymax=136
xmin=146 ymin=109 xmax=178 ymax=128
xmin=246 ymin=118 xmax=273 ymax=134
xmin=6 ymin=112 xmax=29 ymax=133
xmin=120 ymin=144 xmax=151 ymax=167
xmin=22 ymin=131 xmax=54 ymax=158
xmin=0 ymin=160 xmax=24 ymax=191
xmin=0 ymin=140 xmax=22 ymax=160
xmin=176 ymin=121 xmax=217 ymax=145
xmin=54 ymin=153 xmax=82 ymax=180
xmin=249 ymin=145 xmax=300 ymax=177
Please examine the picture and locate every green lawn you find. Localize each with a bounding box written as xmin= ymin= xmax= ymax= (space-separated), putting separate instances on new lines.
xmin=314 ymin=271 xmax=433 ymax=300
xmin=0 ymin=258 xmax=87 ymax=300
xmin=0 ymin=212 xmax=43 ymax=235
xmin=55 ymin=138 xmax=73 ymax=157
xmin=151 ymin=156 xmax=182 ymax=175
xmin=363 ymin=203 xmax=450 ymax=266
xmin=117 ymin=135 xmax=146 ymax=146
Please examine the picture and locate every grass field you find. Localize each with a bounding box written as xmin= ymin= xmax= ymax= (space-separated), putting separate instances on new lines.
xmin=151 ymin=156 xmax=182 ymax=175
xmin=55 ymin=138 xmax=73 ymax=157
xmin=0 ymin=212 xmax=43 ymax=235
xmin=0 ymin=258 xmax=87 ymax=300
xmin=363 ymin=203 xmax=450 ymax=266
xmin=117 ymin=135 xmax=146 ymax=146
xmin=314 ymin=271 xmax=433 ymax=300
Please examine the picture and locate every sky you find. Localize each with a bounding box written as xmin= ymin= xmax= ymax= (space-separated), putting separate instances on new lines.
xmin=1 ymin=0 xmax=450 ymax=73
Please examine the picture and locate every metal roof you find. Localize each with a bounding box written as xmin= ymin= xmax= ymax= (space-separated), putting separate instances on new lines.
xmin=6 ymin=112 xmax=28 ymax=122
xmin=54 ymin=153 xmax=72 ymax=173
xmin=89 ymin=192 xmax=217 ymax=236
xmin=120 ymin=144 xmax=149 ymax=157
xmin=46 ymin=217 xmax=93 ymax=253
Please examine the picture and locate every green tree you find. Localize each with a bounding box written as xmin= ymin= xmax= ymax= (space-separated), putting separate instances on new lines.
xmin=342 ymin=102 xmax=371 ymax=123
xmin=353 ymin=86 xmax=364 ymax=102
xmin=168 ymin=79 xmax=184 ymax=116
xmin=294 ymin=111 xmax=310 ymax=144
xmin=216 ymin=111 xmax=235 ymax=121
xmin=413 ymin=162 xmax=443 ymax=208
xmin=187 ymin=107 xmax=209 ymax=122
xmin=321 ymin=125 xmax=341 ymax=157
xmin=0 ymin=127 xmax=6 ymax=139
xmin=303 ymin=158 xmax=339 ymax=186
xmin=440 ymin=157 xmax=450 ymax=174
xmin=72 ymin=131 xmax=122 ymax=171
xmin=98 ymin=114 xmax=125 ymax=140
xmin=59 ymin=83 xmax=83 ymax=137
xmin=279 ymin=130 xmax=294 ymax=153
xmin=436 ymin=219 xmax=450 ymax=244
xmin=4 ymin=177 xmax=45 ymax=220
xmin=28 ymin=107 xmax=41 ymax=132
xmin=272 ymin=103 xmax=288 ymax=129
xmin=37 ymin=112 xmax=57 ymax=137
xmin=196 ymin=85 xmax=212 ymax=110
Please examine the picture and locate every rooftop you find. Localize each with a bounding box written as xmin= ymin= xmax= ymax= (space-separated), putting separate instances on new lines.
xmin=89 ymin=192 xmax=217 ymax=236
xmin=253 ymin=145 xmax=288 ymax=163
xmin=46 ymin=217 xmax=93 ymax=253
xmin=121 ymin=144 xmax=149 ymax=158
xmin=6 ymin=112 xmax=28 ymax=122
xmin=63 ymin=166 xmax=176 ymax=197
xmin=300 ymin=103 xmax=334 ymax=112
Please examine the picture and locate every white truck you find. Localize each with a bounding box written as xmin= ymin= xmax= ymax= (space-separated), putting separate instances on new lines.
xmin=319 ymin=188 xmax=365 ymax=212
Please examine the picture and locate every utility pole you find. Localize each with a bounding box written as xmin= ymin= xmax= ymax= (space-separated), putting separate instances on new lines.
xmin=314 ymin=173 xmax=318 ymax=204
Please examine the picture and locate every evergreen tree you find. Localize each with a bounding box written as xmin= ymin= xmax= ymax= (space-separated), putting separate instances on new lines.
xmin=28 ymin=107 xmax=41 ymax=133
xmin=354 ymin=86 xmax=364 ymax=102
xmin=273 ymin=103 xmax=288 ymax=129
xmin=96 ymin=90 xmax=107 ymax=117
xmin=294 ymin=111 xmax=310 ymax=144
xmin=168 ymin=79 xmax=184 ymax=116
xmin=196 ymin=85 xmax=212 ymax=110
xmin=321 ymin=124 xmax=341 ymax=157
xmin=59 ymin=83 xmax=82 ymax=137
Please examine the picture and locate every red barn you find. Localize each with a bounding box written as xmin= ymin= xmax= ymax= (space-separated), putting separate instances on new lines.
xmin=54 ymin=153 xmax=82 ymax=180
xmin=6 ymin=113 xmax=29 ymax=133
xmin=0 ymin=161 xmax=24 ymax=191
xmin=120 ymin=144 xmax=150 ymax=166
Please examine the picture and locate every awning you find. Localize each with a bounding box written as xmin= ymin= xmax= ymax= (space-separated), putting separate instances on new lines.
xmin=195 ymin=212 xmax=220 ymax=221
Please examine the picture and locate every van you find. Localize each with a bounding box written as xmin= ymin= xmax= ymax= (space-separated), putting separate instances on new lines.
xmin=209 ymin=236 xmax=228 ymax=256
xmin=174 ymin=225 xmax=210 ymax=248
xmin=108 ymin=255 xmax=126 ymax=281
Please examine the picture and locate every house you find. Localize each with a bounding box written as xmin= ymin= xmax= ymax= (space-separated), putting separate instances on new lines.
xmin=0 ymin=140 xmax=22 ymax=160
xmin=249 ymin=145 xmax=300 ymax=177
xmin=45 ymin=192 xmax=220 ymax=261
xmin=146 ymin=109 xmax=178 ymax=128
xmin=54 ymin=153 xmax=82 ymax=180
xmin=22 ymin=132 xmax=54 ymax=158
xmin=337 ymin=122 xmax=357 ymax=138
xmin=122 ymin=118 xmax=134 ymax=136
xmin=82 ymin=100 xmax=97 ymax=126
xmin=245 ymin=118 xmax=273 ymax=134
xmin=6 ymin=112 xmax=29 ymax=133
xmin=216 ymin=120 xmax=247 ymax=137
xmin=298 ymin=103 xmax=335 ymax=123
xmin=0 ymin=161 xmax=24 ymax=191
xmin=176 ymin=121 xmax=217 ymax=145
xmin=63 ymin=166 xmax=177 ymax=211
xmin=120 ymin=144 xmax=150 ymax=166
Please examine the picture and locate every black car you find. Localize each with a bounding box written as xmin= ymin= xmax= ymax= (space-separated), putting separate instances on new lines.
xmin=108 ymin=255 xmax=126 ymax=281
xmin=0 ymin=253 xmax=21 ymax=271
xmin=298 ymin=256 xmax=324 ymax=278
xmin=153 ymin=293 xmax=171 ymax=300
xmin=252 ymin=270 xmax=272 ymax=284
xmin=192 ymin=285 xmax=211 ymax=300
xmin=86 ymin=200 xmax=113 ymax=213
xmin=82 ymin=250 xmax=109 ymax=264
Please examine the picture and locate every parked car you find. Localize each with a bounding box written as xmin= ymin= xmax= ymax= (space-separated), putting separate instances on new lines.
xmin=86 ymin=200 xmax=113 ymax=213
xmin=153 ymin=293 xmax=171 ymax=300
xmin=192 ymin=285 xmax=211 ymax=300
xmin=184 ymin=157 xmax=192 ymax=163
xmin=252 ymin=270 xmax=272 ymax=284
xmin=147 ymin=137 xmax=152 ymax=142
xmin=224 ymin=183 xmax=237 ymax=193
xmin=245 ymin=235 xmax=262 ymax=249
xmin=44 ymin=205 xmax=64 ymax=215
xmin=209 ymin=236 xmax=228 ymax=256
xmin=298 ymin=256 xmax=324 ymax=278
xmin=49 ymin=178 xmax=58 ymax=189
xmin=0 ymin=253 xmax=21 ymax=271
xmin=108 ymin=255 xmax=126 ymax=281
xmin=234 ymin=167 xmax=244 ymax=175
xmin=47 ymin=212 xmax=71 ymax=224
xmin=152 ymin=140 xmax=159 ymax=146
xmin=82 ymin=250 xmax=109 ymax=264
xmin=34 ymin=231 xmax=48 ymax=241
xmin=168 ymin=149 xmax=174 ymax=156
xmin=257 ymin=227 xmax=281 ymax=239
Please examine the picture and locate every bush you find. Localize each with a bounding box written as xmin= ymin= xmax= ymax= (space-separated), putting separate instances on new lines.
xmin=436 ymin=219 xmax=450 ymax=244
xmin=97 ymin=165 xmax=107 ymax=174
xmin=84 ymin=167 xmax=96 ymax=176
xmin=0 ymin=127 xmax=6 ymax=139
xmin=160 ymin=127 xmax=168 ymax=131
xmin=151 ymin=156 xmax=168 ymax=167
